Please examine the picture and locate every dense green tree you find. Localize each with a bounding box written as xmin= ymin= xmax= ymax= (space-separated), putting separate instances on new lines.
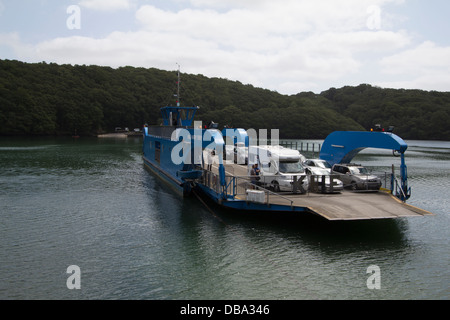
xmin=320 ymin=85 xmax=450 ymax=140
xmin=0 ymin=59 xmax=449 ymax=140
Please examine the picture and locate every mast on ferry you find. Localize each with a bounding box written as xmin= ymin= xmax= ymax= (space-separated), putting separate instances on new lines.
xmin=176 ymin=63 xmax=180 ymax=107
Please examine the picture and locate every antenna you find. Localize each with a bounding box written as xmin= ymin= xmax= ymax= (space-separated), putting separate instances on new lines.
xmin=176 ymin=63 xmax=180 ymax=107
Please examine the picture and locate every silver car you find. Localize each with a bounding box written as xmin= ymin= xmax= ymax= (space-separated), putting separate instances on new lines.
xmin=331 ymin=163 xmax=382 ymax=191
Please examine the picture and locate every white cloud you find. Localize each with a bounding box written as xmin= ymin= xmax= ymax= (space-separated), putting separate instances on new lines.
xmin=376 ymin=74 xmax=450 ymax=92
xmin=78 ymin=0 xmax=133 ymax=11
xmin=0 ymin=32 xmax=34 ymax=56
xmin=2 ymin=0 xmax=431 ymax=94
xmin=136 ymin=1 xmax=380 ymax=39
xmin=377 ymin=41 xmax=450 ymax=91
xmin=131 ymin=2 xmax=411 ymax=92
xmin=380 ymin=41 xmax=450 ymax=75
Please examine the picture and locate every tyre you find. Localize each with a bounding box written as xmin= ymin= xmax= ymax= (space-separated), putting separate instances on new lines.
xmin=272 ymin=181 xmax=280 ymax=192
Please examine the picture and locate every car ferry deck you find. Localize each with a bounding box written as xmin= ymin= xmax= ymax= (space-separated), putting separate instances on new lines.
xmin=200 ymin=162 xmax=432 ymax=221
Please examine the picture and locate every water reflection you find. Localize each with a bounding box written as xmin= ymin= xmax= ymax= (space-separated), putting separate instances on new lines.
xmin=146 ymin=184 xmax=419 ymax=299
xmin=140 ymin=149 xmax=424 ymax=298
xmin=1 ymin=137 xmax=446 ymax=299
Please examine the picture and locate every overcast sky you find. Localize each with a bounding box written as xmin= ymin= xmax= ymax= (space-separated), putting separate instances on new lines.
xmin=1 ymin=0 xmax=449 ymax=94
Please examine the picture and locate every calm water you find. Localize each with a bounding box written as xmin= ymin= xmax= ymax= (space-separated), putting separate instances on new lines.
xmin=0 ymin=137 xmax=448 ymax=300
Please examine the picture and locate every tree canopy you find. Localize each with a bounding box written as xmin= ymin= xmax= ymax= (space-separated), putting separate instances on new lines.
xmin=1 ymin=59 xmax=449 ymax=140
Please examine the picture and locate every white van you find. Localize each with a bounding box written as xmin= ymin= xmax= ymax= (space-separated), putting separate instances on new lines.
xmin=248 ymin=145 xmax=309 ymax=193
xmin=224 ymin=142 xmax=248 ymax=164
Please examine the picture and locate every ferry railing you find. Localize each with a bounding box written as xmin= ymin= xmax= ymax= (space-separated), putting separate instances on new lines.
xmin=201 ymin=170 xmax=241 ymax=199
xmin=376 ymin=172 xmax=393 ymax=191
xmin=249 ymin=174 xmax=345 ymax=195
xmin=231 ymin=176 xmax=294 ymax=206
xmin=201 ymin=169 xmax=406 ymax=205
xmin=224 ymin=174 xmax=347 ymax=204
xmin=391 ymin=174 xmax=411 ymax=201
xmin=146 ymin=125 xmax=193 ymax=139
xmin=146 ymin=126 xmax=177 ymax=139
xmin=227 ymin=174 xmax=336 ymax=197
xmin=280 ymin=141 xmax=322 ymax=158
xmin=371 ymin=171 xmax=410 ymax=201
xmin=393 ymin=176 xmax=406 ymax=200
xmin=202 ymin=170 xmax=221 ymax=194
xmin=251 ymin=183 xmax=295 ymax=208
xmin=335 ymin=172 xmax=395 ymax=192
xmin=229 ymin=172 xmax=398 ymax=194
xmin=307 ymin=174 xmax=342 ymax=194
xmin=242 ymin=173 xmax=398 ymax=195
xmin=337 ymin=174 xmax=376 ymax=191
xmin=222 ymin=175 xmax=295 ymax=207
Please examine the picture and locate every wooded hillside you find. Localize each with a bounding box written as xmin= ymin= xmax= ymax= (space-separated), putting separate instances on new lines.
xmin=1 ymin=59 xmax=449 ymax=140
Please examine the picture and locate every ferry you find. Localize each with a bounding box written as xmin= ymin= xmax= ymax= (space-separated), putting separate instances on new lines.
xmin=142 ymin=70 xmax=432 ymax=221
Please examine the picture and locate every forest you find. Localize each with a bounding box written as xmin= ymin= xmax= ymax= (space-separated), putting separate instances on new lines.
xmin=1 ymin=59 xmax=449 ymax=140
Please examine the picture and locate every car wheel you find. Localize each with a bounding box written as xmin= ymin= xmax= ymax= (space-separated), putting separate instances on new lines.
xmin=351 ymin=181 xmax=357 ymax=191
xmin=272 ymin=181 xmax=280 ymax=192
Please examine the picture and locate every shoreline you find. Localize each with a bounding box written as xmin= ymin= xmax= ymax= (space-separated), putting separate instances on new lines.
xmin=97 ymin=133 xmax=127 ymax=138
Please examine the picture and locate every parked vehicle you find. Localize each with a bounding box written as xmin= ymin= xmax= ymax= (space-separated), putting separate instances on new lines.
xmin=331 ymin=163 xmax=382 ymax=191
xmin=224 ymin=144 xmax=234 ymax=164
xmin=303 ymin=159 xmax=332 ymax=173
xmin=303 ymin=159 xmax=343 ymax=193
xmin=234 ymin=142 xmax=248 ymax=164
xmin=224 ymin=142 xmax=248 ymax=164
xmin=248 ymin=145 xmax=308 ymax=193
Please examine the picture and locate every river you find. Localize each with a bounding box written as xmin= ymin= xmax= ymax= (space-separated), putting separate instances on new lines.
xmin=0 ymin=137 xmax=448 ymax=300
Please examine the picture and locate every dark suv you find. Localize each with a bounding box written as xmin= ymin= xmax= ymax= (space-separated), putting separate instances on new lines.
xmin=331 ymin=163 xmax=382 ymax=191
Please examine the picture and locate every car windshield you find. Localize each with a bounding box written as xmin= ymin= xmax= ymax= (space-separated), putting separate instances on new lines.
xmin=279 ymin=161 xmax=305 ymax=173
xmin=316 ymin=161 xmax=331 ymax=169
xmin=349 ymin=167 xmax=369 ymax=175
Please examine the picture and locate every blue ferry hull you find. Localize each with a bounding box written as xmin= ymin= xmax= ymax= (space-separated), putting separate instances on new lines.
xmin=143 ymin=155 xmax=185 ymax=197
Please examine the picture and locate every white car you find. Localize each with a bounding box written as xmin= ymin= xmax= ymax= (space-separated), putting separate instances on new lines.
xmin=303 ymin=159 xmax=332 ymax=174
xmin=233 ymin=143 xmax=248 ymax=165
xmin=303 ymin=159 xmax=343 ymax=193
xmin=224 ymin=143 xmax=248 ymax=164
xmin=224 ymin=145 xmax=234 ymax=164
